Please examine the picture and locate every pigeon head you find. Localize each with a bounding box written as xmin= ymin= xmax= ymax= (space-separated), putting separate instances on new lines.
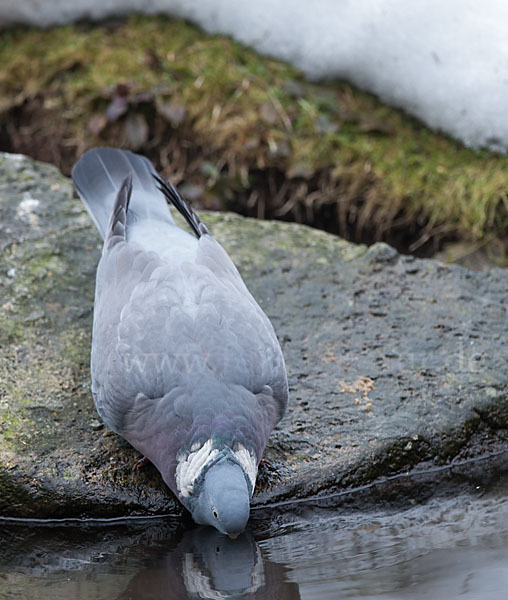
xmin=191 ymin=459 xmax=250 ymax=537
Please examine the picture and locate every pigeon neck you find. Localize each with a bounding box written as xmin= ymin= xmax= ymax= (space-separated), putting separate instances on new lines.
xmin=176 ymin=439 xmax=257 ymax=503
xmin=195 ymin=447 xmax=252 ymax=496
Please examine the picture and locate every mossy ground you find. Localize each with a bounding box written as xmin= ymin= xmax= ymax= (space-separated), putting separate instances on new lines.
xmin=1 ymin=15 xmax=508 ymax=261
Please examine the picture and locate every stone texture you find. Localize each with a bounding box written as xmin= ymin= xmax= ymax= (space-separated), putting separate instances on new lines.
xmin=1 ymin=152 xmax=507 ymax=518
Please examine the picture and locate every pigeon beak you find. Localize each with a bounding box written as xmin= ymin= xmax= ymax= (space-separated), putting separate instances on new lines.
xmin=228 ymin=533 xmax=240 ymax=540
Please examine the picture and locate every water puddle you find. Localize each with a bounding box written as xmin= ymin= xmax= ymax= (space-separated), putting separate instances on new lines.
xmin=2 ymin=478 xmax=508 ymax=599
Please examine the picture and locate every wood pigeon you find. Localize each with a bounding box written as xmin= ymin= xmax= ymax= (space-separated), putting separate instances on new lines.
xmin=72 ymin=148 xmax=288 ymax=535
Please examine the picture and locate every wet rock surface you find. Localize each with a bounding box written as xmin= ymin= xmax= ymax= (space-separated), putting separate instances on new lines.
xmin=0 ymin=152 xmax=507 ymax=518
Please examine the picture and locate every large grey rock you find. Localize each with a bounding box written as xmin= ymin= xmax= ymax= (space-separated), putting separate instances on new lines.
xmin=1 ymin=152 xmax=507 ymax=518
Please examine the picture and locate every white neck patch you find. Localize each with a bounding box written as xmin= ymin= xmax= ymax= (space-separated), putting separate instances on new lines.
xmin=176 ymin=440 xmax=218 ymax=497
xmin=182 ymin=544 xmax=264 ymax=597
xmin=175 ymin=440 xmax=258 ymax=498
xmin=233 ymin=444 xmax=258 ymax=495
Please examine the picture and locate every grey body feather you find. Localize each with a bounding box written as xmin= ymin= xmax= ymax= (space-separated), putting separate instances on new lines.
xmin=72 ymin=148 xmax=288 ymax=533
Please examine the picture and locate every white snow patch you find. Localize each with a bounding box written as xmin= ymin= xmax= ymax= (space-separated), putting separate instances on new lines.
xmin=2 ymin=1 xmax=508 ymax=149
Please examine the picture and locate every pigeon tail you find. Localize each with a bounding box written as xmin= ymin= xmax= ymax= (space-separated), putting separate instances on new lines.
xmin=72 ymin=147 xmax=174 ymax=240
xmin=104 ymin=173 xmax=132 ymax=251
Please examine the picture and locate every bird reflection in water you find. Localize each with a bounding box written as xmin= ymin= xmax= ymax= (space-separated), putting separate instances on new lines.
xmin=116 ymin=527 xmax=300 ymax=600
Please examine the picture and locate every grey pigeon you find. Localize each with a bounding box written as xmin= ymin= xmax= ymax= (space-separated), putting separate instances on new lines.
xmin=72 ymin=147 xmax=288 ymax=535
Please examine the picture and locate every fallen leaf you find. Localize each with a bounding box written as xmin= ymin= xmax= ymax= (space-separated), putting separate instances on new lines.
xmin=156 ymin=101 xmax=186 ymax=127
xmin=125 ymin=113 xmax=149 ymax=149
xmin=106 ymin=96 xmax=128 ymax=122
xmin=132 ymin=92 xmax=154 ymax=104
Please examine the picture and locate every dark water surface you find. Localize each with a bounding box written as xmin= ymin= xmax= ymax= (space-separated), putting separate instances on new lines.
xmin=2 ymin=478 xmax=508 ymax=600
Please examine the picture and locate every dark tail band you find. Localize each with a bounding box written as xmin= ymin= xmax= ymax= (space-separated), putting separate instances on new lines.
xmin=153 ymin=174 xmax=209 ymax=239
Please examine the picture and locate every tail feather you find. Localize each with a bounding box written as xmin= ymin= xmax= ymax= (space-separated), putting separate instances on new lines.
xmin=104 ymin=174 xmax=132 ymax=251
xmin=72 ymin=147 xmax=174 ymax=240
xmin=153 ymin=173 xmax=209 ymax=239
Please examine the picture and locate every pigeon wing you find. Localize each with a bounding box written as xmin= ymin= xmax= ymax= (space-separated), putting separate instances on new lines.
xmin=92 ymin=234 xmax=287 ymax=453
xmin=195 ymin=233 xmax=288 ymax=420
xmin=90 ymin=240 xmax=166 ymax=434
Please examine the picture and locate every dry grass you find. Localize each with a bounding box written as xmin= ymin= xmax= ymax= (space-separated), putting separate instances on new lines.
xmin=1 ymin=15 xmax=508 ymax=257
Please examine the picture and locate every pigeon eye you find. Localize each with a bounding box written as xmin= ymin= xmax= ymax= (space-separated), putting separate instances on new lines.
xmin=212 ymin=507 xmax=219 ymax=519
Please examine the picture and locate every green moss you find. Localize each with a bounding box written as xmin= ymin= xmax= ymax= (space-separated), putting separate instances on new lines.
xmin=1 ymin=15 xmax=508 ymax=254
xmin=0 ymin=326 xmax=93 ymax=457
xmin=203 ymin=212 xmax=367 ymax=275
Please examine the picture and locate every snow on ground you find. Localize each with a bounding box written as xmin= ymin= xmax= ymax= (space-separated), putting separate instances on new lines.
xmin=2 ymin=0 xmax=508 ymax=151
